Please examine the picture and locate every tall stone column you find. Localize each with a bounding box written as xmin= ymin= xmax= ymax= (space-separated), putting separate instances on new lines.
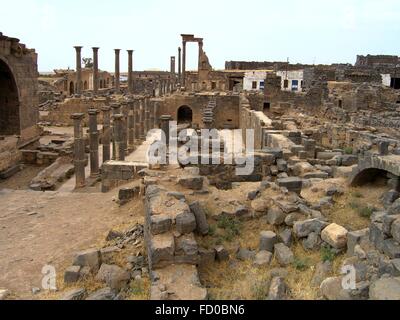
xmin=121 ymin=101 xmax=128 ymax=154
xmin=153 ymin=101 xmax=159 ymax=128
xmin=145 ymin=98 xmax=151 ymax=136
xmin=92 ymin=47 xmax=99 ymax=94
xmin=101 ymin=106 xmax=111 ymax=162
xmin=71 ymin=113 xmax=86 ymax=189
xmin=198 ymin=40 xmax=203 ymax=71
xmin=74 ymin=46 xmax=83 ymax=95
xmin=112 ymin=114 xmax=125 ymax=161
xmin=127 ymin=99 xmax=135 ymax=152
xmin=170 ymin=56 xmax=176 ymax=74
xmin=127 ymin=50 xmax=134 ymax=94
xmin=178 ymin=47 xmax=182 ymax=86
xmin=88 ymin=109 xmax=100 ymax=177
xmin=139 ymin=99 xmax=145 ymax=140
xmin=111 ymin=103 xmax=121 ymax=160
xmin=182 ymin=41 xmax=186 ymax=88
xmin=114 ymin=49 xmax=121 ymax=92
xmin=134 ymin=100 xmax=141 ymax=144
xmin=160 ymin=115 xmax=172 ymax=145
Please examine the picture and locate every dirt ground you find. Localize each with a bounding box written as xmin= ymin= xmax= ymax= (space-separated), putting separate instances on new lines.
xmin=0 ymin=168 xmax=143 ymax=299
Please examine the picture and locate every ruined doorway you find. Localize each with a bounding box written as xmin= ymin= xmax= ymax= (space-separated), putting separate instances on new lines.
xmin=69 ymin=81 xmax=75 ymax=95
xmin=0 ymin=59 xmax=20 ymax=135
xmin=390 ymin=78 xmax=400 ymax=90
xmin=263 ymin=102 xmax=271 ymax=113
xmin=177 ymin=105 xmax=193 ymax=124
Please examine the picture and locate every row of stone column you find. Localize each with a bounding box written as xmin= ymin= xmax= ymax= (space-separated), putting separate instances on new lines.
xmin=73 ymin=47 xmax=134 ymax=95
xmin=70 ymin=98 xmax=160 ymax=189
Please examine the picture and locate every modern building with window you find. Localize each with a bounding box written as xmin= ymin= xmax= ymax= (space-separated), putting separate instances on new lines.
xmin=276 ymin=70 xmax=304 ymax=92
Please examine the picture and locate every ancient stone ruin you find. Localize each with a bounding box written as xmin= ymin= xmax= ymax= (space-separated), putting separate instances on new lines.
xmin=1 ymin=30 xmax=400 ymax=302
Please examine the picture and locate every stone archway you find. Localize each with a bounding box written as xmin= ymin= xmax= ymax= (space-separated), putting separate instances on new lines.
xmin=350 ymin=155 xmax=400 ymax=191
xmin=84 ymin=81 xmax=88 ymax=90
xmin=0 ymin=59 xmax=20 ymax=135
xmin=177 ymin=105 xmax=193 ymax=124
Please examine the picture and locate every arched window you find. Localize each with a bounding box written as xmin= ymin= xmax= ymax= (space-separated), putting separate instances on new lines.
xmin=69 ymin=81 xmax=75 ymax=95
xmin=177 ymin=105 xmax=193 ymax=124
xmin=0 ymin=59 xmax=20 ymax=135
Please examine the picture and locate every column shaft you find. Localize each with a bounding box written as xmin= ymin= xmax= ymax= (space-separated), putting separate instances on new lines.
xmin=127 ymin=50 xmax=134 ymax=94
xmin=92 ymin=47 xmax=99 ymax=94
xmin=115 ymin=49 xmax=121 ymax=92
xmin=127 ymin=100 xmax=135 ymax=151
xmin=88 ymin=109 xmax=100 ymax=177
xmin=74 ymin=46 xmax=83 ymax=95
xmin=113 ymin=114 xmax=125 ymax=161
xmin=178 ymin=47 xmax=182 ymax=86
xmin=101 ymin=106 xmax=111 ymax=162
xmin=182 ymin=41 xmax=186 ymax=87
xmin=71 ymin=113 xmax=86 ymax=188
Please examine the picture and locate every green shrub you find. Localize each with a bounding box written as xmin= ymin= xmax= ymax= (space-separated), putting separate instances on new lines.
xmin=344 ymin=147 xmax=354 ymax=155
xmin=217 ymin=216 xmax=241 ymax=236
xmin=293 ymin=258 xmax=310 ymax=271
xmin=349 ymin=201 xmax=360 ymax=210
xmin=208 ymin=225 xmax=216 ymax=237
xmin=321 ymin=246 xmax=336 ymax=263
xmin=358 ymin=206 xmax=375 ymax=218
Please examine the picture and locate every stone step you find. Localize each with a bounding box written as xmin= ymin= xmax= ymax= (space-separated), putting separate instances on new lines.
xmin=150 ymin=264 xmax=207 ymax=300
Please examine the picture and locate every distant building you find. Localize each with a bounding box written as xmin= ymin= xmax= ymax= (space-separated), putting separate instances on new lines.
xmin=276 ymin=70 xmax=304 ymax=92
xmin=243 ymin=70 xmax=272 ymax=91
xmin=51 ymin=68 xmax=113 ymax=96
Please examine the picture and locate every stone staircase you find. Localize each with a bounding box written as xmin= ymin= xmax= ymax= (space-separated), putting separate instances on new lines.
xmin=202 ymin=97 xmax=217 ymax=128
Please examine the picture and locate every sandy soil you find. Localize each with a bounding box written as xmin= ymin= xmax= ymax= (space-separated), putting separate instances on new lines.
xmin=0 ymin=183 xmax=143 ymax=299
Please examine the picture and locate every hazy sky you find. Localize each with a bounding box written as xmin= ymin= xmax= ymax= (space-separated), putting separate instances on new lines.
xmin=1 ymin=0 xmax=400 ymax=72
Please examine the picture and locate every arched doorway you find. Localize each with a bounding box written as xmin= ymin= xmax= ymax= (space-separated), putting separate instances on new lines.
xmin=69 ymin=81 xmax=75 ymax=95
xmin=84 ymin=81 xmax=88 ymax=90
xmin=0 ymin=59 xmax=20 ymax=135
xmin=177 ymin=105 xmax=193 ymax=124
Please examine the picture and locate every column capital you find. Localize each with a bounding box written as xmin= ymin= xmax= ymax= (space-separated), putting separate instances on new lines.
xmin=112 ymin=114 xmax=124 ymax=120
xmin=92 ymin=47 xmax=100 ymax=51
xmin=88 ymin=108 xmax=100 ymax=115
xmin=101 ymin=106 xmax=111 ymax=112
xmin=74 ymin=46 xmax=83 ymax=50
xmin=127 ymin=49 xmax=135 ymax=54
xmin=70 ymin=113 xmax=85 ymax=120
xmin=114 ymin=48 xmax=121 ymax=52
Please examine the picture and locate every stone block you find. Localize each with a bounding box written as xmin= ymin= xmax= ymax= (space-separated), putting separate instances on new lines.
xmin=176 ymin=211 xmax=197 ymax=235
xmin=151 ymin=215 xmax=172 ymax=235
xmin=73 ymin=249 xmax=101 ymax=273
xmin=321 ymin=223 xmax=348 ymax=249
xmin=266 ymin=208 xmax=286 ymax=226
xmin=96 ymin=264 xmax=130 ymax=291
xmin=277 ymin=177 xmax=303 ymax=195
xmin=293 ymin=219 xmax=329 ymax=238
xmin=274 ymin=243 xmax=294 ymax=267
xmin=259 ymin=231 xmax=278 ymax=252
xmin=347 ymin=228 xmax=369 ymax=257
xmin=64 ymin=266 xmax=81 ymax=284
xmin=253 ymin=251 xmax=273 ymax=267
xmin=150 ymin=233 xmax=175 ymax=268
xmin=215 ymin=245 xmax=229 ymax=262
xmin=178 ymin=176 xmax=204 ymax=190
xmin=189 ymin=201 xmax=210 ymax=236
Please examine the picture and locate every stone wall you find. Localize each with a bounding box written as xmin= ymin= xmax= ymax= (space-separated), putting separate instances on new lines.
xmin=41 ymin=97 xmax=110 ymax=126
xmin=0 ymin=137 xmax=21 ymax=173
xmin=0 ymin=33 xmax=40 ymax=144
xmin=159 ymin=93 xmax=240 ymax=129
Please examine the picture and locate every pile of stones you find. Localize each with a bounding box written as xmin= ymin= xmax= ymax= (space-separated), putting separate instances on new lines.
xmin=61 ymin=224 xmax=145 ymax=300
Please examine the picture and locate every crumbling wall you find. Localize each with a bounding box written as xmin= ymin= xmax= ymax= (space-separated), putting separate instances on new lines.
xmin=41 ymin=97 xmax=110 ymax=126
